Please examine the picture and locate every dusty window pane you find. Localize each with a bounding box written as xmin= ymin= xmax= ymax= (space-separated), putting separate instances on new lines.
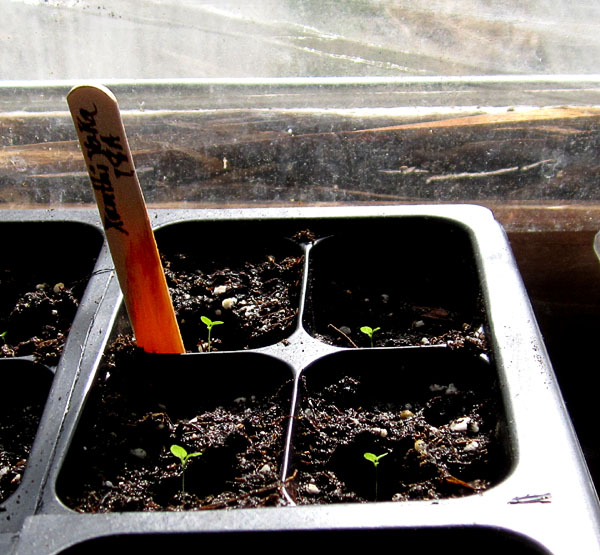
xmin=3 ymin=1 xmax=600 ymax=79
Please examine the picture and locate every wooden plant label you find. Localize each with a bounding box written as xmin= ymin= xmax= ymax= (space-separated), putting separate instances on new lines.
xmin=67 ymin=84 xmax=185 ymax=354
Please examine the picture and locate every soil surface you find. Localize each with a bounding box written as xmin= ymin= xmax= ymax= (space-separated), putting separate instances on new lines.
xmin=59 ymin=227 xmax=501 ymax=511
xmin=161 ymin=247 xmax=304 ymax=351
xmin=0 ymin=392 xmax=48 ymax=504
xmin=0 ymin=277 xmax=81 ymax=505
xmin=304 ymin=224 xmax=488 ymax=351
xmin=292 ymin=371 xmax=505 ymax=504
xmin=314 ymin=308 xmax=488 ymax=351
xmin=0 ymin=274 xmax=81 ymax=365
xmin=59 ymin=341 xmax=292 ymax=512
xmin=60 ymin=346 xmax=504 ymax=511
xmin=0 ymin=222 xmax=100 ymax=506
xmin=306 ymin=262 xmax=488 ymax=351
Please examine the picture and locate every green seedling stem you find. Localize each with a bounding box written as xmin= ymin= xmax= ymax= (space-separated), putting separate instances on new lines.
xmin=364 ymin=451 xmax=388 ymax=500
xmin=170 ymin=444 xmax=202 ymax=493
xmin=360 ymin=326 xmax=380 ymax=348
xmin=200 ymin=315 xmax=224 ymax=352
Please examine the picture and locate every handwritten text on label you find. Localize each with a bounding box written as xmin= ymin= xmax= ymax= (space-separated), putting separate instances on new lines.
xmin=76 ymin=104 xmax=133 ymax=235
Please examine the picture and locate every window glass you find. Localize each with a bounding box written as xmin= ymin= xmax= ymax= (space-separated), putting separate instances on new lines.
xmin=1 ymin=1 xmax=600 ymax=218
xmin=3 ymin=0 xmax=600 ymax=79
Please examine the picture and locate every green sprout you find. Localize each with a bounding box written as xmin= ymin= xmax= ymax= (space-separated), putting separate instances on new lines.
xmin=0 ymin=331 xmax=7 ymax=344
xmin=200 ymin=315 xmax=224 ymax=352
xmin=364 ymin=451 xmax=388 ymax=500
xmin=170 ymin=444 xmax=202 ymax=493
xmin=360 ymin=326 xmax=380 ymax=348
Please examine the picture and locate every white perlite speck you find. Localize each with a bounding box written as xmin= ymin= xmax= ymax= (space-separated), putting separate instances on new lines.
xmin=222 ymin=297 xmax=237 ymax=310
xmin=450 ymin=417 xmax=471 ymax=432
xmin=463 ymin=441 xmax=480 ymax=452
xmin=306 ymin=483 xmax=321 ymax=495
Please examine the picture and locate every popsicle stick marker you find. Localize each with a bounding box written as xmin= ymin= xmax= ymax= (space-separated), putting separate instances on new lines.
xmin=67 ymin=84 xmax=185 ymax=354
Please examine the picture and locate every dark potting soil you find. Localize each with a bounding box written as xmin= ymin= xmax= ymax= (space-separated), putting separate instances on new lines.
xmin=0 ymin=222 xmax=100 ymax=506
xmin=290 ymin=366 xmax=506 ymax=504
xmin=0 ymin=274 xmax=81 ymax=365
xmin=314 ymin=307 xmax=488 ymax=351
xmin=0 ymin=221 xmax=101 ymax=365
xmin=0 ymin=361 xmax=53 ymax=504
xmin=59 ymin=225 xmax=501 ymax=511
xmin=58 ymin=341 xmax=292 ymax=512
xmin=0 ymin=277 xmax=82 ymax=505
xmin=159 ymin=229 xmax=486 ymax=354
xmin=60 ymin=344 xmax=504 ymax=511
xmin=0 ymin=396 xmax=47 ymax=504
xmin=304 ymin=220 xmax=488 ymax=352
xmin=161 ymin=247 xmax=304 ymax=351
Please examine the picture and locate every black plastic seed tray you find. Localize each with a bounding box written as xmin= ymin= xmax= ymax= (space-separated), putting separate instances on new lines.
xmin=1 ymin=206 xmax=598 ymax=555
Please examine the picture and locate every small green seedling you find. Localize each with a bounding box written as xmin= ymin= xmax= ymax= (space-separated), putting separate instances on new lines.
xmin=364 ymin=451 xmax=388 ymax=500
xmin=170 ymin=444 xmax=202 ymax=493
xmin=0 ymin=331 xmax=7 ymax=344
xmin=360 ymin=326 xmax=380 ymax=348
xmin=200 ymin=315 xmax=224 ymax=352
